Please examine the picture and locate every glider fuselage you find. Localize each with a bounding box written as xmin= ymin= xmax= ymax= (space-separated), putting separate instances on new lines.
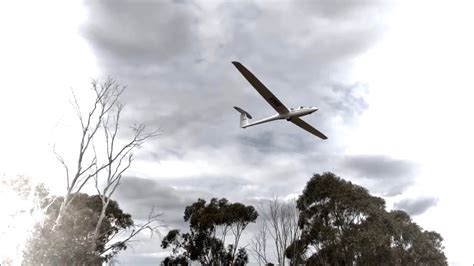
xmin=243 ymin=107 xmax=318 ymax=128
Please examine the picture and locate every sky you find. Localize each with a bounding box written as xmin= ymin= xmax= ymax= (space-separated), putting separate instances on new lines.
xmin=1 ymin=0 xmax=473 ymax=265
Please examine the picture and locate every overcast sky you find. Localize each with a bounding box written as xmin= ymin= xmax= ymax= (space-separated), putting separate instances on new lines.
xmin=1 ymin=0 xmax=474 ymax=265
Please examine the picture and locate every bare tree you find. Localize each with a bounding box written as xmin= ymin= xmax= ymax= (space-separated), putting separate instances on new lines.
xmin=249 ymin=217 xmax=269 ymax=265
xmin=53 ymin=78 xmax=159 ymax=255
xmin=250 ymin=198 xmax=302 ymax=266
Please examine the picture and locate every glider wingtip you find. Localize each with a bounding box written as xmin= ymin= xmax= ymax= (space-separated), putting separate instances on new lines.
xmin=318 ymin=134 xmax=328 ymax=140
xmin=231 ymin=61 xmax=241 ymax=66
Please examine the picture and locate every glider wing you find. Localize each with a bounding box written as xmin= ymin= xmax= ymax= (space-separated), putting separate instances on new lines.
xmin=232 ymin=61 xmax=289 ymax=115
xmin=291 ymin=117 xmax=328 ymax=140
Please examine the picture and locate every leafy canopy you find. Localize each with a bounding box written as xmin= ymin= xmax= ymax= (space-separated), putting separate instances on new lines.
xmin=162 ymin=198 xmax=258 ymax=265
xmin=288 ymin=172 xmax=447 ymax=266
xmin=23 ymin=193 xmax=133 ymax=265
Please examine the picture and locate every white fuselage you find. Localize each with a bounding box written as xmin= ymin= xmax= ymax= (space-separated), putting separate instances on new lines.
xmin=242 ymin=106 xmax=318 ymax=128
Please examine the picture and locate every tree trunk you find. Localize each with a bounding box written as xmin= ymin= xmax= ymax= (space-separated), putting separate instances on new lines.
xmin=53 ymin=192 xmax=70 ymax=229
xmin=91 ymin=198 xmax=110 ymax=253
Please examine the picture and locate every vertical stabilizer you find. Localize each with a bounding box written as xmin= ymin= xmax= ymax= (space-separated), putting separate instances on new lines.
xmin=233 ymin=106 xmax=252 ymax=128
xmin=239 ymin=113 xmax=249 ymax=128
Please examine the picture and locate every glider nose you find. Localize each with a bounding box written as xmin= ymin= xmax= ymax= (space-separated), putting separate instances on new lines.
xmin=311 ymin=107 xmax=318 ymax=113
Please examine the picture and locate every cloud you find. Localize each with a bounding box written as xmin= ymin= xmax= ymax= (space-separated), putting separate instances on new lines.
xmin=80 ymin=1 xmax=389 ymax=147
xmin=322 ymin=82 xmax=369 ymax=121
xmin=394 ymin=197 xmax=439 ymax=216
xmin=114 ymin=251 xmax=169 ymax=266
xmin=82 ymin=0 xmax=199 ymax=66
xmin=114 ymin=176 xmax=212 ymax=225
xmin=339 ymin=155 xmax=418 ymax=196
xmin=113 ymin=176 xmax=267 ymax=263
xmin=295 ymin=1 xmax=389 ymax=19
xmin=115 ymin=174 xmax=287 ymax=223
xmin=80 ymin=1 xmax=395 ymax=263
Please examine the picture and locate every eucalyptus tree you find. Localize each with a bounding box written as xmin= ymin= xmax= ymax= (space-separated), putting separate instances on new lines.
xmin=162 ymin=198 xmax=258 ymax=265
xmin=288 ymin=172 xmax=447 ymax=265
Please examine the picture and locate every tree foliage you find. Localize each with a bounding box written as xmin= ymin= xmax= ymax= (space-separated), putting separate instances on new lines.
xmin=23 ymin=193 xmax=134 ymax=265
xmin=161 ymin=198 xmax=258 ymax=265
xmin=288 ymin=172 xmax=447 ymax=265
xmin=0 ymin=176 xmax=50 ymax=264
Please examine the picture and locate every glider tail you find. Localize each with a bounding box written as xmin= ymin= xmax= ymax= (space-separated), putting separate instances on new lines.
xmin=234 ymin=106 xmax=252 ymax=128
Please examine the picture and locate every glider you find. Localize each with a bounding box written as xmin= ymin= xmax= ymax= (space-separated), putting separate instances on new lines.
xmin=232 ymin=61 xmax=327 ymax=140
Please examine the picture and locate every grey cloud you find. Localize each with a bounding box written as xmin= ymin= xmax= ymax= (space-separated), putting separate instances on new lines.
xmin=115 ymin=174 xmax=288 ymax=223
xmin=342 ymin=155 xmax=416 ymax=179
xmin=113 ymin=176 xmax=273 ymax=265
xmin=114 ymin=252 xmax=166 ymax=266
xmin=296 ymin=0 xmax=390 ymax=19
xmin=237 ymin=129 xmax=323 ymax=154
xmin=161 ymin=174 xmax=292 ymax=203
xmin=82 ymin=0 xmax=199 ymax=66
xmin=115 ymin=176 xmax=211 ymax=225
xmin=340 ymin=155 xmax=418 ymax=196
xmin=81 ymin=0 xmax=389 ymax=153
xmin=394 ymin=197 xmax=439 ymax=216
xmin=115 ymin=173 xmax=306 ymax=222
xmin=80 ymin=2 xmax=396 ymax=262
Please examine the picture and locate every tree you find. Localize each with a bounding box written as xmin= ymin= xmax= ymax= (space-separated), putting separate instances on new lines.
xmin=23 ymin=193 xmax=159 ymax=265
xmin=249 ymin=217 xmax=269 ymax=265
xmin=289 ymin=172 xmax=447 ymax=265
xmin=384 ymin=210 xmax=447 ymax=265
xmin=0 ymin=176 xmax=51 ymax=264
xmin=51 ymin=78 xmax=158 ymax=256
xmin=249 ymin=198 xmax=301 ymax=266
xmin=54 ymin=79 xmax=156 ymax=224
xmin=161 ymin=198 xmax=258 ymax=265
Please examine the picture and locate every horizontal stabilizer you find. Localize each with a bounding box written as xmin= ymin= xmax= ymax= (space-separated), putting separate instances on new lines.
xmin=233 ymin=106 xmax=252 ymax=119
